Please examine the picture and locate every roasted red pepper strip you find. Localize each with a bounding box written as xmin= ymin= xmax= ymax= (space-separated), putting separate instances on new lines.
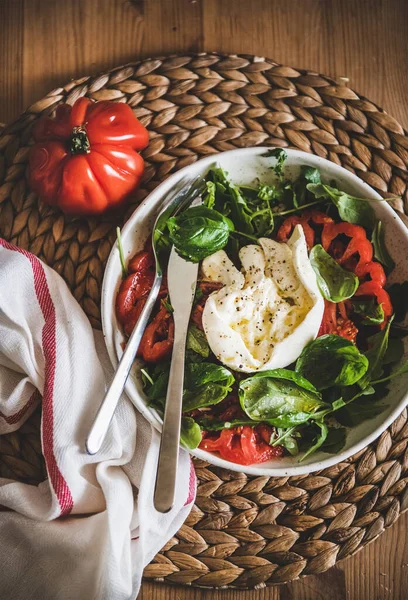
xmin=354 ymin=281 xmax=393 ymax=328
xmin=322 ymin=222 xmax=373 ymax=270
xmin=355 ymin=261 xmax=386 ymax=287
xmin=277 ymin=210 xmax=334 ymax=250
xmin=138 ymin=306 xmax=174 ymax=362
xmin=276 ymin=216 xmax=315 ymax=249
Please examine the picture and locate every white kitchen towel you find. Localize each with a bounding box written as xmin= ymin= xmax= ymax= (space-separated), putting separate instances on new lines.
xmin=0 ymin=239 xmax=196 ymax=599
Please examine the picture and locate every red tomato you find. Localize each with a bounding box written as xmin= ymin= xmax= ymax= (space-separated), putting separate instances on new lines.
xmin=200 ymin=426 xmax=284 ymax=465
xmin=318 ymin=299 xmax=358 ymax=343
xmin=29 ymin=98 xmax=149 ymax=215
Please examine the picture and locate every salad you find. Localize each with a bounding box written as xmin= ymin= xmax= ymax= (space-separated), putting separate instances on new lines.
xmin=116 ymin=149 xmax=408 ymax=466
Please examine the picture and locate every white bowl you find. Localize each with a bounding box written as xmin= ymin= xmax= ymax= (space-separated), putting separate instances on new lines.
xmin=101 ymin=148 xmax=408 ymax=476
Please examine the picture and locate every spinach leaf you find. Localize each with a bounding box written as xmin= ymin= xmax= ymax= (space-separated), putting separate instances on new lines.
xmin=352 ymin=298 xmax=385 ymax=325
xmin=180 ymin=417 xmax=202 ymax=449
xmin=167 ymin=205 xmax=233 ymax=263
xmin=310 ymin=244 xmax=359 ymax=302
xmin=301 ymin=420 xmax=328 ymax=461
xmin=296 ymin=334 xmax=369 ymax=390
xmin=321 ymin=427 xmax=347 ymax=454
xmin=187 ymin=324 xmax=210 ymax=358
xmin=183 ymin=362 xmax=235 ymax=412
xmin=144 ymin=361 xmax=234 ymax=413
xmin=372 ymin=221 xmax=395 ymax=272
xmin=239 ymin=368 xmax=325 ymax=427
xmin=307 ymin=183 xmax=377 ymax=228
xmin=263 ymin=148 xmax=287 ymax=179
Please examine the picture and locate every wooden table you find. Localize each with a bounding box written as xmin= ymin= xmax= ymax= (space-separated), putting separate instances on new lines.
xmin=1 ymin=1 xmax=407 ymax=598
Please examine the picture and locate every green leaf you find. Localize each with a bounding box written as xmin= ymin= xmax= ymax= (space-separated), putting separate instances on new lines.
xmin=203 ymin=181 xmax=216 ymax=209
xmin=186 ymin=324 xmax=210 ymax=358
xmin=167 ymin=205 xmax=233 ymax=263
xmin=161 ymin=297 xmax=174 ymax=314
xmin=271 ymin=426 xmax=300 ymax=456
xmin=302 ymin=166 xmax=321 ymax=184
xmin=310 ymin=244 xmax=359 ymax=302
xmin=263 ymin=148 xmax=288 ymax=178
xmin=371 ymin=360 xmax=408 ymax=385
xmin=321 ymin=427 xmax=347 ymax=454
xmin=307 ymin=183 xmax=377 ymax=228
xmin=335 ymin=399 xmax=385 ymax=427
xmin=383 ymin=337 xmax=405 ymax=365
xmin=207 ymin=168 xmax=254 ymax=234
xmin=296 ymin=334 xmax=369 ymax=390
xmin=387 ymin=282 xmax=408 ymax=322
xmin=301 ymin=421 xmax=328 ymax=461
xmin=352 ymin=298 xmax=385 ymax=325
xmin=371 ymin=221 xmax=395 ymax=272
xmin=197 ymin=417 xmax=257 ymax=431
xmin=116 ymin=227 xmax=128 ymax=279
xmin=239 ymin=368 xmax=325 ymax=427
xmin=180 ymin=417 xmax=202 ymax=449
xmin=360 ymin=318 xmax=393 ymax=386
xmin=183 ymin=362 xmax=235 ymax=412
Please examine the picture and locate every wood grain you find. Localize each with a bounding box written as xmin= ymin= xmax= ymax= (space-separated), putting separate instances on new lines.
xmin=0 ymin=1 xmax=407 ymax=598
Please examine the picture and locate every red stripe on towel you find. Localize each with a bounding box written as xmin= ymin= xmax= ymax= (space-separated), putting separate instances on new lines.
xmin=0 ymin=389 xmax=40 ymax=425
xmin=0 ymin=239 xmax=74 ymax=515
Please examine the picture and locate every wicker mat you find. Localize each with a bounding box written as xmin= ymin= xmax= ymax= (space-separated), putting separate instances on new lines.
xmin=1 ymin=53 xmax=408 ymax=589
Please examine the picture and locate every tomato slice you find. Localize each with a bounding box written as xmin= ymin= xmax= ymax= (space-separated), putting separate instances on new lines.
xmin=200 ymin=426 xmax=283 ymax=465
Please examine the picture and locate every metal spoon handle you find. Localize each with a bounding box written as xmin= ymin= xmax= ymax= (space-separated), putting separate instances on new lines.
xmin=154 ymin=320 xmax=188 ymax=513
xmin=86 ymin=275 xmax=162 ymax=455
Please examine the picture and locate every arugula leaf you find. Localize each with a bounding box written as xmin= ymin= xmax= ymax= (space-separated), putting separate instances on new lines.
xmin=302 ymin=166 xmax=321 ymax=184
xmin=296 ymin=334 xmax=369 ymax=390
xmin=161 ymin=297 xmax=173 ymax=314
xmin=321 ymin=427 xmax=347 ymax=453
xmin=167 ymin=205 xmax=233 ymax=263
xmin=180 ymin=417 xmax=202 ymax=449
xmin=203 ymin=181 xmax=216 ymax=209
xmin=310 ymin=245 xmax=359 ymax=302
xmin=196 ymin=417 xmax=256 ymax=431
xmin=372 ymin=221 xmax=395 ymax=272
xmin=307 ymin=183 xmax=377 ymax=228
xmin=270 ymin=426 xmax=300 ymax=456
xmin=352 ymin=298 xmax=385 ymax=325
xmin=383 ymin=337 xmax=405 ymax=365
xmin=360 ymin=318 xmax=393 ymax=386
xmin=387 ymin=282 xmax=408 ymax=322
xmin=187 ymin=324 xmax=210 ymax=358
xmin=263 ymin=148 xmax=288 ymax=179
xmin=301 ymin=420 xmax=328 ymax=461
xmin=116 ymin=227 xmax=128 ymax=279
xmin=371 ymin=360 xmax=408 ymax=385
xmin=208 ymin=168 xmax=254 ymax=234
xmin=335 ymin=399 xmax=385 ymax=427
xmin=239 ymin=368 xmax=325 ymax=427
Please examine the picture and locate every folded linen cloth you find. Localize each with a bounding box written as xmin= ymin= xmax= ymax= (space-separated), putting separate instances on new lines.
xmin=0 ymin=239 xmax=196 ymax=599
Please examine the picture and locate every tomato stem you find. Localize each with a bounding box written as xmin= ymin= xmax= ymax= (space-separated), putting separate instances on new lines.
xmin=70 ymin=125 xmax=91 ymax=155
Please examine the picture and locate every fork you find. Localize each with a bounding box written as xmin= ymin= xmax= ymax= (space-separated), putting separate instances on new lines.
xmin=86 ymin=175 xmax=205 ymax=455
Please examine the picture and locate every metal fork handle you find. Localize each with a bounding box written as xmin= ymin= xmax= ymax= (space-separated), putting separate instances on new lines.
xmin=153 ymin=318 xmax=188 ymax=513
xmin=86 ymin=274 xmax=162 ymax=455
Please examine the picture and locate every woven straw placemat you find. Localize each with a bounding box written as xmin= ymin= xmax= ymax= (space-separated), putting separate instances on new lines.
xmin=1 ymin=53 xmax=408 ymax=589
